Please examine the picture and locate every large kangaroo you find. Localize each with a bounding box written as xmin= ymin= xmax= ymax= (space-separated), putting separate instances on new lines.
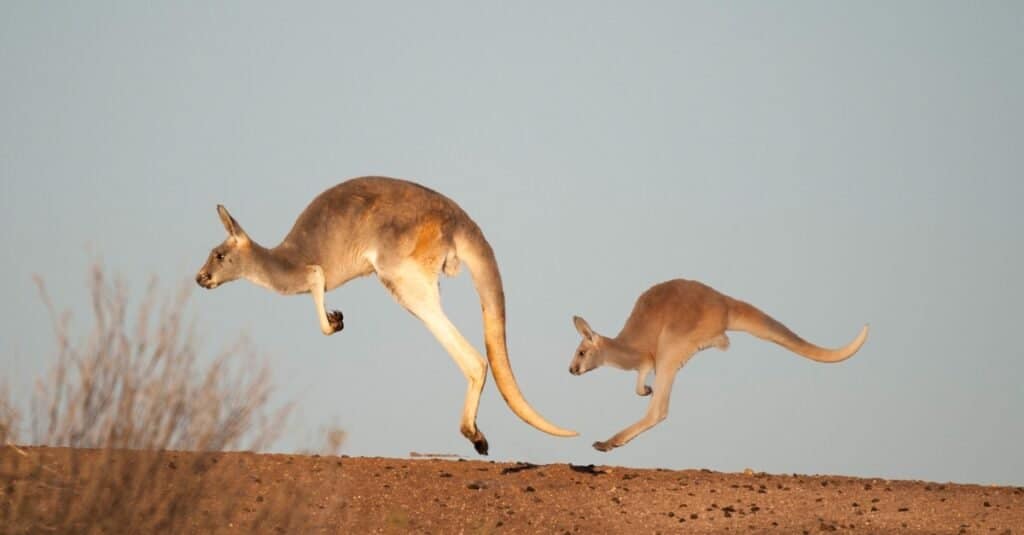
xmin=195 ymin=176 xmax=577 ymax=454
xmin=569 ymin=278 xmax=867 ymax=452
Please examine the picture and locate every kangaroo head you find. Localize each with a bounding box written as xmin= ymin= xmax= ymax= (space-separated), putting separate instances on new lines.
xmin=569 ymin=315 xmax=605 ymax=375
xmin=195 ymin=205 xmax=256 ymax=289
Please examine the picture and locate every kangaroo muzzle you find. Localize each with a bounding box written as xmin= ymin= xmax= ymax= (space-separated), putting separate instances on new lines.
xmin=195 ymin=271 xmax=218 ymax=289
xmin=569 ymin=362 xmax=593 ymax=376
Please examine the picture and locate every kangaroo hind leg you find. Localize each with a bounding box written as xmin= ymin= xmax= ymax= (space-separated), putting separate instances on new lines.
xmin=594 ymin=341 xmax=696 ymax=452
xmin=378 ymin=264 xmax=490 ymax=455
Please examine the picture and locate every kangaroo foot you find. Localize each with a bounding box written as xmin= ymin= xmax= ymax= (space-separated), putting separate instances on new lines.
xmin=462 ymin=426 xmax=489 ymax=456
xmin=472 ymin=435 xmax=489 ymax=456
xmin=593 ymin=440 xmax=615 ymax=452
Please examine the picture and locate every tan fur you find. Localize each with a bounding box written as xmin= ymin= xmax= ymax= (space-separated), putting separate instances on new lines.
xmin=569 ymin=278 xmax=868 ymax=452
xmin=195 ymin=177 xmax=577 ymax=454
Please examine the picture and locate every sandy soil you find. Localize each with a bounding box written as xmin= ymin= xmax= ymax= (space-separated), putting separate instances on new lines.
xmin=2 ymin=446 xmax=1021 ymax=533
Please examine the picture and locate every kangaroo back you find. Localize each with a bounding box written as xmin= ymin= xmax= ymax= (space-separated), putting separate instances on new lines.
xmin=726 ymin=298 xmax=868 ymax=363
xmin=454 ymin=226 xmax=576 ymax=437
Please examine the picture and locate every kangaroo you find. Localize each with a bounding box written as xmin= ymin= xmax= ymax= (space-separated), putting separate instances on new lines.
xmin=569 ymin=278 xmax=868 ymax=452
xmin=195 ymin=176 xmax=577 ymax=454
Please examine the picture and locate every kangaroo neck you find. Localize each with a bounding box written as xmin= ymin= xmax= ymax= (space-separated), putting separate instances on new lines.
xmin=246 ymin=242 xmax=309 ymax=295
xmin=601 ymin=336 xmax=649 ymax=370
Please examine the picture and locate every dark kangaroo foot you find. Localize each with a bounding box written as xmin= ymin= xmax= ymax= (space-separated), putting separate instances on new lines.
xmin=472 ymin=435 xmax=489 ymax=456
xmin=461 ymin=426 xmax=489 ymax=456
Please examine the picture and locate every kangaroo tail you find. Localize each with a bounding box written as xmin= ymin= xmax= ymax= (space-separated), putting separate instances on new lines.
xmin=726 ymin=298 xmax=868 ymax=363
xmin=454 ymin=226 xmax=577 ymax=437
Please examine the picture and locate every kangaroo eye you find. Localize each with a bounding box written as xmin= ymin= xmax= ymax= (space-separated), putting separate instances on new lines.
xmin=215 ymin=253 xmax=225 ymax=261
xmin=577 ymin=351 xmax=585 ymax=357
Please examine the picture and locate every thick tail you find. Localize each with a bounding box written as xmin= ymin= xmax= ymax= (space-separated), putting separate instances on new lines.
xmin=726 ymin=298 xmax=868 ymax=363
xmin=454 ymin=227 xmax=577 ymax=437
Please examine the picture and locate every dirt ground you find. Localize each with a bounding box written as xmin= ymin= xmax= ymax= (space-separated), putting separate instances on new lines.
xmin=2 ymin=446 xmax=1021 ymax=534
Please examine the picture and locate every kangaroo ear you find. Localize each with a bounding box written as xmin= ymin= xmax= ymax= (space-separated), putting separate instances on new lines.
xmin=573 ymin=315 xmax=596 ymax=341
xmin=216 ymin=205 xmax=249 ymax=242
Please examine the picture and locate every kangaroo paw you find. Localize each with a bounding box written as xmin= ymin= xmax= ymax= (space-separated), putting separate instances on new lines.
xmin=463 ymin=426 xmax=489 ymax=456
xmin=326 ymin=310 xmax=344 ymax=333
xmin=472 ymin=435 xmax=489 ymax=456
xmin=636 ymin=385 xmax=653 ymax=396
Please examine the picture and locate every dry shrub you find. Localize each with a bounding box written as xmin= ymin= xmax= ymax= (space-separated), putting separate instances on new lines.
xmin=0 ymin=265 xmax=316 ymax=534
xmin=0 ymin=384 xmax=17 ymax=448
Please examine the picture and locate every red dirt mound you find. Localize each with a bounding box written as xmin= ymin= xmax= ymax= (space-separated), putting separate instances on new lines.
xmin=2 ymin=446 xmax=1021 ymax=533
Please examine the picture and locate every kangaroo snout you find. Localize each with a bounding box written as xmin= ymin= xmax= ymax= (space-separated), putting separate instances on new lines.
xmin=569 ymin=362 xmax=591 ymax=376
xmin=195 ymin=272 xmax=216 ymax=289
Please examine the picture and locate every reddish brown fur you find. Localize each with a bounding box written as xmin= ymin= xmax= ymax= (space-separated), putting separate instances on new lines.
xmin=195 ymin=177 xmax=577 ymax=455
xmin=570 ymin=278 xmax=868 ymax=451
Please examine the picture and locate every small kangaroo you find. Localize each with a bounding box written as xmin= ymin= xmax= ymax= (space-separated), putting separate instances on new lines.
xmin=569 ymin=278 xmax=868 ymax=452
xmin=195 ymin=176 xmax=577 ymax=454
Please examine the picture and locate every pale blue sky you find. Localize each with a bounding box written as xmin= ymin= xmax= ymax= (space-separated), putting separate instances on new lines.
xmin=2 ymin=2 xmax=1022 ymax=485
